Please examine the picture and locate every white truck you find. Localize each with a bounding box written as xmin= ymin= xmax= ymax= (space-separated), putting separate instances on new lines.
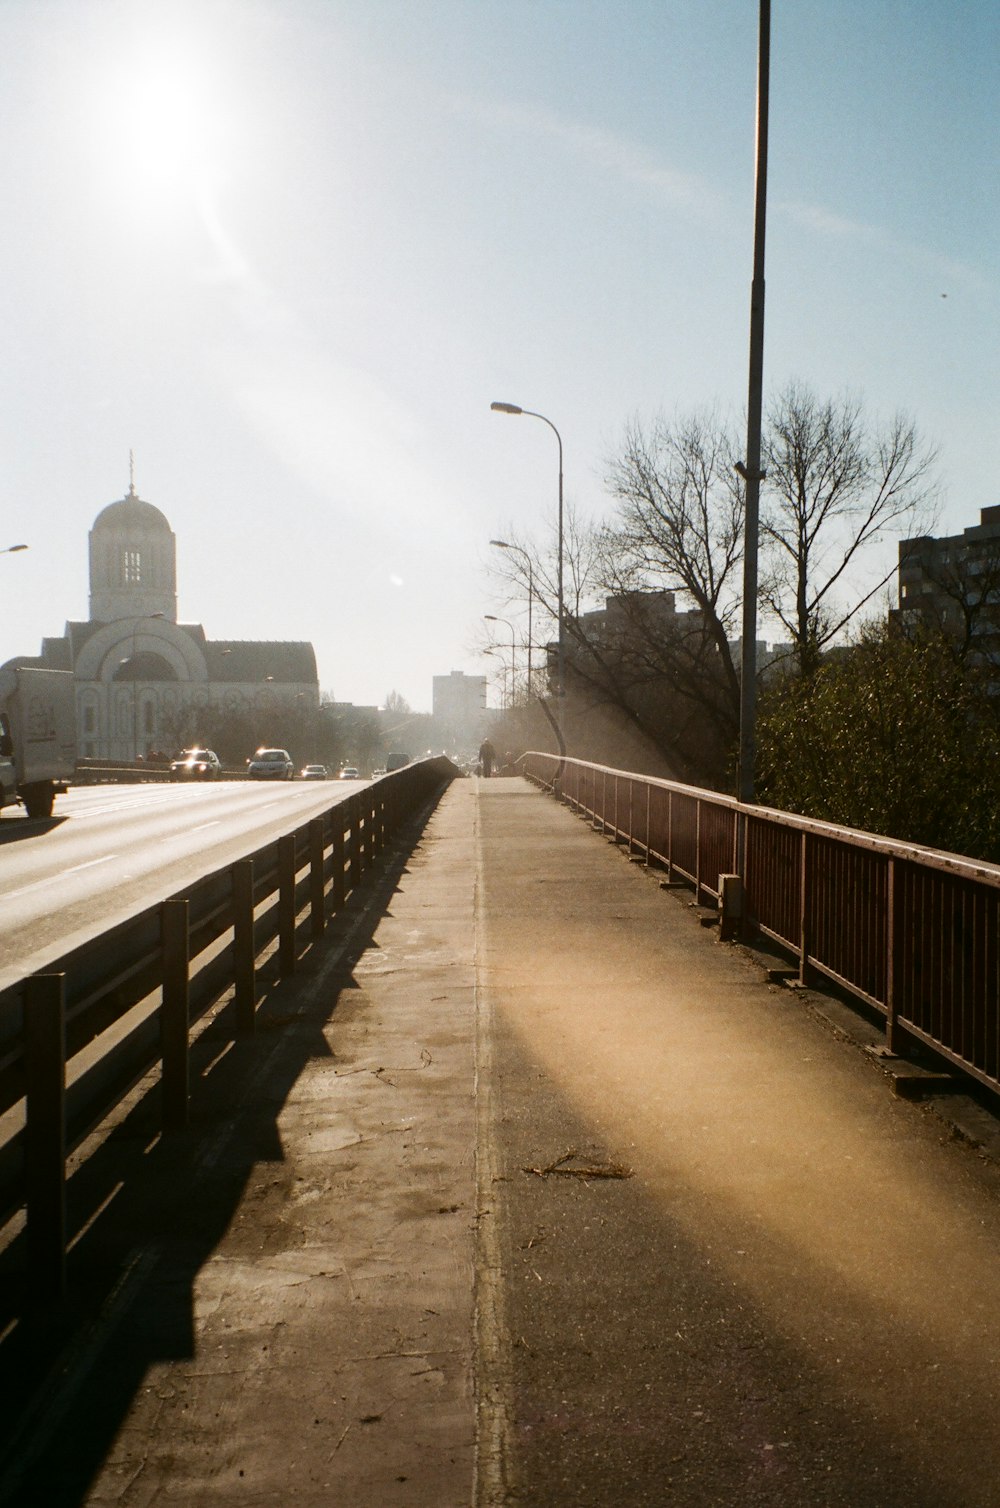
xmin=0 ymin=666 xmax=76 ymax=819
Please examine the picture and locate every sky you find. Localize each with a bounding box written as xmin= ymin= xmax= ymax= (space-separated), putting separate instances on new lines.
xmin=0 ymin=0 xmax=996 ymax=711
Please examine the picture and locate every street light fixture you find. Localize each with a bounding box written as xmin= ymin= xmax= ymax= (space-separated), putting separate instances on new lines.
xmin=482 ymin=646 xmax=509 ymax=710
xmin=490 ymin=402 xmax=564 ymax=728
xmin=1 ymin=544 xmax=28 ymax=554
xmin=484 ymin=615 xmax=517 ymax=704
xmin=490 ymin=539 xmax=534 ymax=695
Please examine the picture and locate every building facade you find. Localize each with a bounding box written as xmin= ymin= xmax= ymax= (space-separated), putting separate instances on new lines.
xmin=432 ymin=671 xmax=487 ymax=749
xmin=894 ymin=505 xmax=1000 ymax=662
xmin=6 ymin=483 xmax=319 ymax=761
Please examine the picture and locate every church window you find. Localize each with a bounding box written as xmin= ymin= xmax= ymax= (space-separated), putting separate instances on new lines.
xmin=124 ymin=548 xmax=142 ymax=584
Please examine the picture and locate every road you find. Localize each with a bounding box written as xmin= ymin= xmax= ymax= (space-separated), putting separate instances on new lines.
xmin=0 ymin=777 xmax=369 ymax=987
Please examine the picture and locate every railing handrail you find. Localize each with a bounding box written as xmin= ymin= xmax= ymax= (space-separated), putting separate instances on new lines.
xmin=519 ymin=750 xmax=1000 ymax=887
xmin=518 ymin=748 xmax=1000 ymax=1104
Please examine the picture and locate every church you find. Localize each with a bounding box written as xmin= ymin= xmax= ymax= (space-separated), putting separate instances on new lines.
xmin=8 ymin=479 xmax=319 ymax=762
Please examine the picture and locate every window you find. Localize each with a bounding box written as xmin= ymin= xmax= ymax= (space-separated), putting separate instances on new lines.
xmin=124 ymin=548 xmax=142 ymax=584
xmin=83 ymin=704 xmax=96 ymax=734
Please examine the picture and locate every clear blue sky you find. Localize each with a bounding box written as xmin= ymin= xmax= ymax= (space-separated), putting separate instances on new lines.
xmin=1 ymin=1 xmax=996 ymax=709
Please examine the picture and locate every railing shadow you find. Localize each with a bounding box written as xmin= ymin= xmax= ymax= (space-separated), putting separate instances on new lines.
xmin=0 ymin=811 xmax=426 ymax=1507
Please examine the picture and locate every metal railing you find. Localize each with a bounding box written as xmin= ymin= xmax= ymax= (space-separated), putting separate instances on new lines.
xmin=521 ymin=751 xmax=1000 ymax=1100
xmin=0 ymin=757 xmax=455 ymax=1297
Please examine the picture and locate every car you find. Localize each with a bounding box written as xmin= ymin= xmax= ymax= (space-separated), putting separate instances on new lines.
xmin=338 ymin=765 xmax=361 ymax=780
xmin=170 ymin=747 xmax=222 ymax=780
xmin=247 ymin=747 xmax=295 ymax=780
xmin=300 ymin=763 xmax=328 ymax=780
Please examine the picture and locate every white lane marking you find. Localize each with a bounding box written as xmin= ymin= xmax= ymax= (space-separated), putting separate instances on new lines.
xmin=66 ymin=855 xmax=118 ymax=874
xmin=191 ymin=821 xmax=221 ymax=832
xmin=3 ymin=853 xmax=118 ymax=901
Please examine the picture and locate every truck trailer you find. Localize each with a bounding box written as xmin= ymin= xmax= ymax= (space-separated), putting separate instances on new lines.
xmin=0 ymin=666 xmax=76 ymax=819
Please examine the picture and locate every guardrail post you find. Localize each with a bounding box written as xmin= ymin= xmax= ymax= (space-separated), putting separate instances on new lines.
xmin=375 ymin=788 xmax=386 ymax=856
xmin=309 ymin=817 xmax=325 ymax=940
xmin=349 ymin=796 xmax=363 ymax=889
xmin=25 ymin=972 xmax=67 ymax=1301
xmin=332 ymin=810 xmax=346 ymax=912
xmin=279 ymin=833 xmax=297 ymax=976
xmin=799 ymin=831 xmax=814 ymax=986
xmin=644 ymin=782 xmax=652 ymax=867
xmin=886 ymin=857 xmax=901 ymax=1053
xmin=233 ymin=859 xmax=256 ymax=1035
xmin=161 ymin=899 xmax=190 ymax=1131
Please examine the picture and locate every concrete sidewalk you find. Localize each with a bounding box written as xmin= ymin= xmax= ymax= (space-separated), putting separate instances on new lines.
xmin=3 ymin=776 xmax=1000 ymax=1506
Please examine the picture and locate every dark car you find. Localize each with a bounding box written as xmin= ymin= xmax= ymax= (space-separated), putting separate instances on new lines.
xmin=170 ymin=747 xmax=222 ymax=780
xmin=247 ymin=747 xmax=294 ymax=780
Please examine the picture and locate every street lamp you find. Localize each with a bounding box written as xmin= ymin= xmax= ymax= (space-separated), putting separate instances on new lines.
xmin=490 ymin=403 xmax=564 ymax=725
xmin=1 ymin=544 xmax=28 ymax=555
xmin=490 ymin=539 xmax=534 ymax=695
xmin=484 ymin=615 xmax=517 ymax=704
xmin=482 ymin=646 xmax=509 ymax=710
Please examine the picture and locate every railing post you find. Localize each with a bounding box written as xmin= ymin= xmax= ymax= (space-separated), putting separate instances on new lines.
xmin=798 ymin=831 xmax=813 ymax=986
xmin=309 ymin=817 xmax=325 ymax=940
xmin=279 ymin=833 xmax=297 ymax=976
xmin=644 ymin=781 xmax=651 ymax=867
xmin=886 ymin=857 xmax=901 ymax=1053
xmin=332 ymin=808 xmax=346 ymax=912
xmin=695 ymin=799 xmax=703 ymax=903
xmin=161 ymin=898 xmax=190 ymax=1131
xmin=160 ymin=892 xmax=190 ymax=1134
xmin=349 ymin=795 xmax=363 ymax=890
xmin=25 ymin=972 xmax=67 ymax=1301
xmin=233 ymin=859 xmax=256 ymax=1036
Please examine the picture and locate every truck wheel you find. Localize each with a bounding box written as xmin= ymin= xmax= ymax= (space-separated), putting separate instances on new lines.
xmin=22 ymin=783 xmax=55 ymax=819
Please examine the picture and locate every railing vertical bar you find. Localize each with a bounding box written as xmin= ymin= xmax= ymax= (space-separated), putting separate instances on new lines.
xmin=309 ymin=817 xmax=325 ymax=940
xmin=25 ymin=972 xmax=67 ymax=1301
xmin=233 ymin=859 xmax=256 ymax=1036
xmin=278 ymin=833 xmax=297 ymax=976
xmin=350 ymin=796 xmax=363 ymax=890
xmin=332 ymin=809 xmax=346 ymax=912
xmin=161 ymin=898 xmax=190 ymax=1131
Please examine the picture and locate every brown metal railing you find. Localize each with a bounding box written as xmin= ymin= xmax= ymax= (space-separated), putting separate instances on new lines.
xmin=0 ymin=758 xmax=456 ymax=1298
xmin=520 ymin=751 xmax=1000 ymax=1098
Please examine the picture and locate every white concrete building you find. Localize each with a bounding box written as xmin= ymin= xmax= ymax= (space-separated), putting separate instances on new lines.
xmin=7 ymin=482 xmax=318 ymax=761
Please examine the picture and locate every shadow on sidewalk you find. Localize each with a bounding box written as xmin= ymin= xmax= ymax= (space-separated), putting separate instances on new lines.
xmin=0 ymin=794 xmax=446 ymax=1507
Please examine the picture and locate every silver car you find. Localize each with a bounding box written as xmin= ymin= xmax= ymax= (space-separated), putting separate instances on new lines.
xmin=247 ymin=747 xmax=294 ymax=780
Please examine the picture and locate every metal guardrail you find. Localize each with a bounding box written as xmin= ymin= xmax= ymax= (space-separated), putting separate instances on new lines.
xmin=520 ymin=751 xmax=1000 ymax=1102
xmin=0 ymin=757 xmax=456 ymax=1298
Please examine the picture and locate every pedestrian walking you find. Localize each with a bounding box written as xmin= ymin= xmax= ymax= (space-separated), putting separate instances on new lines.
xmin=478 ymin=737 xmax=496 ymax=778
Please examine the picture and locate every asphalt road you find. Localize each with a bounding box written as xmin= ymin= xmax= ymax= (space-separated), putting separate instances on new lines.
xmin=0 ymin=778 xmax=369 ymax=985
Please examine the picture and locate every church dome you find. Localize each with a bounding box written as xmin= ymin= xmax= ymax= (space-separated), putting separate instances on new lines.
xmin=92 ymin=489 xmax=171 ymax=534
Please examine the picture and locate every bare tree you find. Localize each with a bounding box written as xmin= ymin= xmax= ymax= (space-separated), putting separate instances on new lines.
xmin=761 ymin=382 xmax=938 ymax=675
xmin=598 ymin=408 xmax=745 ymax=779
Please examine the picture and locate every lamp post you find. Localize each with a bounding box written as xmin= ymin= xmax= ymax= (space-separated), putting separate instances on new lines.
xmin=490 ymin=539 xmax=534 ymax=695
xmin=737 ymin=0 xmax=771 ymax=812
xmin=484 ymin=615 xmax=517 ymax=705
xmin=490 ymin=403 xmax=564 ymax=725
xmin=482 ymin=647 xmax=508 ymax=710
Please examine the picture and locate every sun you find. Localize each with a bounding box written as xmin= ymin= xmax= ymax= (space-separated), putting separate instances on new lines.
xmin=90 ymin=29 xmax=232 ymax=214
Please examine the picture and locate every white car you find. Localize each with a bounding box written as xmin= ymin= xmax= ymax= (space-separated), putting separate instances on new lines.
xmin=170 ymin=747 xmax=222 ymax=780
xmin=339 ymin=766 xmax=361 ymax=780
xmin=247 ymin=747 xmax=294 ymax=780
xmin=300 ymin=763 xmax=328 ymax=780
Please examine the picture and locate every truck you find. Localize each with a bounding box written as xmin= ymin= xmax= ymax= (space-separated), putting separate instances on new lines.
xmin=0 ymin=666 xmax=76 ymax=819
